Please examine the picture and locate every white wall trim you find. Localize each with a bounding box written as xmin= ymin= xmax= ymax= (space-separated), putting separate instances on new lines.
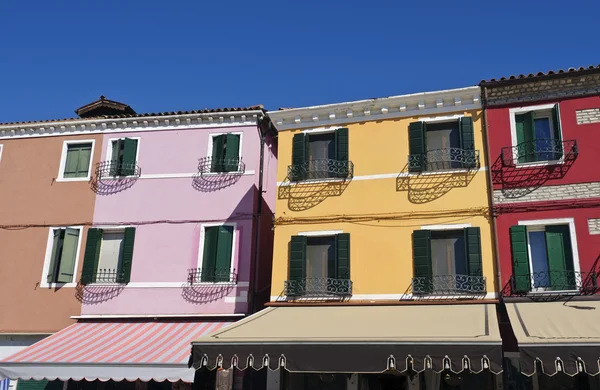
xmin=56 ymin=139 xmax=96 ymax=182
xmin=509 ymin=103 xmax=556 ymax=115
xmin=196 ymin=222 xmax=238 ymax=275
xmin=224 ymin=295 xmax=248 ymax=303
xmin=420 ymin=223 xmax=472 ymax=231
xmin=270 ymin=292 xmax=498 ymax=301
xmin=71 ymin=313 xmax=246 ymax=319
xmin=40 ymin=226 xmax=84 ymax=288
xmin=301 ymin=126 xmax=342 ymax=134
xmin=419 ymin=114 xmax=465 ymax=123
xmin=83 ymin=281 xmax=250 ymax=288
xmin=297 ymin=230 xmax=343 ymax=237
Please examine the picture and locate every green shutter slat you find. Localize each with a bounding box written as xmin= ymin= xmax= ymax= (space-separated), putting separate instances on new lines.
xmin=291 ymin=133 xmax=307 ymax=181
xmin=121 ymin=138 xmax=138 ymax=176
xmin=119 ymin=227 xmax=136 ymax=283
xmin=77 ymin=145 xmax=92 ymax=177
xmin=408 ymin=121 xmax=426 ymax=172
xmin=552 ymin=103 xmax=564 ymax=160
xmin=211 ymin=135 xmax=225 ymax=173
xmin=63 ymin=147 xmax=80 ymax=178
xmin=510 ymin=226 xmax=531 ymax=293
xmin=464 ymin=227 xmax=483 ymax=277
xmin=335 ymin=233 xmax=350 ymax=279
xmin=224 ymin=134 xmax=241 ymax=172
xmin=215 ymin=225 xmax=234 ymax=282
xmin=57 ymin=228 xmax=79 ymax=283
xmin=81 ymin=228 xmax=103 ymax=285
xmin=17 ymin=380 xmax=49 ymax=390
xmin=289 ymin=236 xmax=307 ymax=296
xmin=459 ymin=117 xmax=476 ymax=169
xmin=334 ymin=128 xmax=349 ymax=178
xmin=545 ymin=225 xmax=574 ymax=290
xmin=412 ymin=230 xmax=432 ymax=293
xmin=202 ymin=226 xmax=220 ymax=282
xmin=515 ymin=113 xmax=535 ymax=163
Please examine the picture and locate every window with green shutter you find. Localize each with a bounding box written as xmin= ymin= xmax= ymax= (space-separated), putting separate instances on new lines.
xmin=80 ymin=228 xmax=136 ymax=285
xmin=46 ymin=227 xmax=81 ymax=284
xmin=110 ymin=138 xmax=138 ymax=176
xmin=290 ymin=128 xmax=349 ymax=181
xmin=200 ymin=225 xmax=234 ymax=282
xmin=513 ymin=105 xmax=563 ymax=163
xmin=63 ymin=142 xmax=92 ymax=178
xmin=210 ymin=134 xmax=241 ymax=173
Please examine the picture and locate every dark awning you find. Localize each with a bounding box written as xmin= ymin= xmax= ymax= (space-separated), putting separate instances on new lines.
xmin=506 ymin=301 xmax=600 ymax=376
xmin=191 ymin=305 xmax=502 ymax=374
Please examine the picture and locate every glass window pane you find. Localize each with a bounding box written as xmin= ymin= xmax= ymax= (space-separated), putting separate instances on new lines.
xmin=426 ymin=126 xmax=461 ymax=170
xmin=529 ymin=231 xmax=550 ymax=288
xmin=98 ymin=232 xmax=125 ymax=280
xmin=534 ymin=118 xmax=554 ymax=161
xmin=306 ymin=236 xmax=335 ymax=279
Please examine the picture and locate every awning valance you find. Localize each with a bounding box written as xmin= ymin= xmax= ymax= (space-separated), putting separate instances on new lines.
xmin=0 ymin=320 xmax=231 ymax=383
xmin=191 ymin=305 xmax=502 ymax=374
xmin=506 ymin=301 xmax=600 ymax=377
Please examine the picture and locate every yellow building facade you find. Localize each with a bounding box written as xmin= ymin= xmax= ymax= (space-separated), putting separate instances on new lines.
xmin=267 ymin=86 xmax=497 ymax=301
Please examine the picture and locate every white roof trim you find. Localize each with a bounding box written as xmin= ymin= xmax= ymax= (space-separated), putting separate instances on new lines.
xmin=267 ymin=86 xmax=481 ymax=131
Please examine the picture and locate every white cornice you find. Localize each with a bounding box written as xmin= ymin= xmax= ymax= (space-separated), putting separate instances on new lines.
xmin=267 ymin=86 xmax=481 ymax=131
xmin=0 ymin=111 xmax=263 ymax=140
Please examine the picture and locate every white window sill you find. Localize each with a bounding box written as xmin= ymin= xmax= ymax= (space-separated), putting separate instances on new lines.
xmin=189 ymin=281 xmax=238 ymax=286
xmin=514 ymin=159 xmax=564 ymax=168
xmin=40 ymin=282 xmax=77 ymax=288
xmin=527 ymin=288 xmax=579 ymax=295
xmin=55 ymin=176 xmax=91 ymax=182
xmin=411 ymin=168 xmax=474 ymax=176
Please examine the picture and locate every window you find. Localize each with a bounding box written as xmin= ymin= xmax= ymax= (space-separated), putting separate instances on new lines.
xmin=412 ymin=227 xmax=482 ymax=294
xmin=58 ymin=141 xmax=94 ymax=180
xmin=43 ymin=227 xmax=81 ymax=285
xmin=210 ymin=133 xmax=241 ymax=173
xmin=80 ymin=228 xmax=136 ymax=284
xmin=288 ymin=233 xmax=350 ymax=296
xmin=199 ymin=225 xmax=235 ymax=282
xmin=510 ymin=223 xmax=577 ymax=292
xmin=291 ymin=128 xmax=349 ymax=181
xmin=408 ymin=117 xmax=475 ymax=172
xmin=108 ymin=138 xmax=138 ymax=176
xmin=511 ymin=104 xmax=563 ymax=164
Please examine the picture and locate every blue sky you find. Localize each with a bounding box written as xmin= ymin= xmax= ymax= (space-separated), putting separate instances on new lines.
xmin=1 ymin=0 xmax=598 ymax=123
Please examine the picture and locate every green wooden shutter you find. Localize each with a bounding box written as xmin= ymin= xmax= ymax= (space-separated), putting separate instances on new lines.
xmin=47 ymin=229 xmax=63 ymax=283
xmin=63 ymin=146 xmax=80 ymax=178
xmin=119 ymin=227 xmax=136 ymax=283
xmin=552 ymin=104 xmax=564 ymax=160
xmin=408 ymin=121 xmax=426 ymax=172
xmin=224 ymin=134 xmax=241 ymax=172
xmin=289 ymin=236 xmax=307 ymax=296
xmin=215 ymin=225 xmax=234 ymax=282
xmin=211 ymin=135 xmax=225 ymax=172
xmin=17 ymin=380 xmax=49 ymax=390
xmin=81 ymin=228 xmax=103 ymax=284
xmin=412 ymin=230 xmax=432 ymax=293
xmin=121 ymin=138 xmax=138 ymax=176
xmin=335 ymin=233 xmax=351 ymax=295
xmin=56 ymin=228 xmax=79 ymax=283
xmin=76 ymin=144 xmax=92 ymax=177
xmin=544 ymin=226 xmax=573 ymax=290
xmin=335 ymin=128 xmax=349 ymax=179
xmin=515 ymin=112 xmax=535 ymax=163
xmin=510 ymin=226 xmax=531 ymax=293
xmin=291 ymin=133 xmax=307 ymax=181
xmin=110 ymin=140 xmax=121 ymax=176
xmin=464 ymin=227 xmax=483 ymax=277
xmin=459 ymin=117 xmax=476 ymax=168
xmin=201 ymin=226 xmax=219 ymax=282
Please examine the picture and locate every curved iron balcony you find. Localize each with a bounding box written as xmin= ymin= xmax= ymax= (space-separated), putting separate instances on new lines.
xmin=198 ymin=157 xmax=245 ymax=174
xmin=501 ymin=139 xmax=578 ymax=167
xmin=287 ymin=159 xmax=354 ymax=182
xmin=96 ymin=160 xmax=141 ymax=179
xmin=81 ymin=268 xmax=127 ymax=285
xmin=284 ymin=277 xmax=353 ymax=298
xmin=187 ymin=267 xmax=237 ymax=284
xmin=412 ymin=274 xmax=487 ymax=295
xmin=506 ymin=270 xmax=598 ymax=296
xmin=408 ymin=148 xmax=480 ymax=172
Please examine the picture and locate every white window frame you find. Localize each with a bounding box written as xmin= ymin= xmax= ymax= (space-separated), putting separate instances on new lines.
xmin=206 ymin=132 xmax=244 ymax=174
xmin=0 ymin=144 xmax=3 ymax=162
xmin=518 ymin=217 xmax=581 ymax=293
xmin=195 ymin=222 xmax=238 ymax=285
xmin=297 ymin=230 xmax=343 ymax=236
xmin=56 ymin=140 xmax=95 ymax=182
xmin=40 ymin=226 xmax=84 ymax=288
xmin=509 ymin=103 xmax=564 ymax=168
xmin=420 ymin=223 xmax=472 ymax=231
xmin=105 ymin=137 xmax=141 ymax=177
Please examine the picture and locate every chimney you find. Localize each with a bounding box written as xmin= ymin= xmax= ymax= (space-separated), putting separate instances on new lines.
xmin=75 ymin=96 xmax=136 ymax=118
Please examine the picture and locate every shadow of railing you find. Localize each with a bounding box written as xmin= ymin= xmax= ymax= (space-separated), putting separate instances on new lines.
xmin=278 ymin=177 xmax=352 ymax=211
xmin=192 ymin=157 xmax=245 ymax=192
xmin=91 ymin=161 xmax=141 ymax=195
xmin=181 ymin=268 xmax=238 ymax=304
xmin=75 ymin=281 xmax=125 ymax=305
xmin=400 ymin=274 xmax=487 ymax=301
xmin=396 ymin=163 xmax=478 ymax=204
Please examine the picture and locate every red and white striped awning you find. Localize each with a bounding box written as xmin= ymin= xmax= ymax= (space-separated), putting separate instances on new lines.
xmin=0 ymin=320 xmax=231 ymax=383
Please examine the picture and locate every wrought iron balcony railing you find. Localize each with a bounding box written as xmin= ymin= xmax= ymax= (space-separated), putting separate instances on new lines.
xmin=287 ymin=159 xmax=354 ymax=182
xmin=198 ymin=157 xmax=245 ymax=174
xmin=95 ymin=160 xmax=141 ymax=179
xmin=412 ymin=274 xmax=487 ymax=295
xmin=82 ymin=268 xmax=127 ymax=285
xmin=187 ymin=267 xmax=237 ymax=284
xmin=284 ymin=277 xmax=353 ymax=298
xmin=501 ymin=139 xmax=578 ymax=167
xmin=408 ymin=148 xmax=480 ymax=172
xmin=506 ymin=270 xmax=599 ymax=296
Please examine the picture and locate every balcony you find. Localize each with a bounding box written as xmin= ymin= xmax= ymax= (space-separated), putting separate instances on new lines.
xmin=503 ymin=270 xmax=599 ymax=301
xmin=411 ymin=274 xmax=487 ymax=296
xmin=283 ymin=277 xmax=353 ymax=299
xmin=408 ymin=148 xmax=480 ymax=172
xmin=193 ymin=157 xmax=245 ymax=192
xmin=501 ymin=139 xmax=578 ymax=167
xmin=81 ymin=268 xmax=127 ymax=285
xmin=187 ymin=267 xmax=237 ymax=284
xmin=91 ymin=160 xmax=141 ymax=194
xmin=287 ymin=159 xmax=354 ymax=182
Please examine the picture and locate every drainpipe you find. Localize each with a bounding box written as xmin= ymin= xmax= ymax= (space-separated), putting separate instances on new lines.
xmin=481 ymin=87 xmax=503 ymax=299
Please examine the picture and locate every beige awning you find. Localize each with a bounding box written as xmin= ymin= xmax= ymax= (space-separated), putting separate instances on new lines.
xmin=506 ymin=301 xmax=600 ymax=376
xmin=192 ymin=304 xmax=502 ymax=374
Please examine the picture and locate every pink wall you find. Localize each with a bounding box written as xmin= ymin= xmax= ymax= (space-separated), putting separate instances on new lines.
xmin=83 ymin=125 xmax=269 ymax=315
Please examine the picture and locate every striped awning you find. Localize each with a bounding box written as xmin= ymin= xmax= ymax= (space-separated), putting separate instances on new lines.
xmin=0 ymin=320 xmax=231 ymax=383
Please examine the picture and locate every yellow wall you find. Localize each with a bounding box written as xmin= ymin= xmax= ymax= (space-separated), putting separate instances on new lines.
xmin=271 ymin=109 xmax=497 ymax=298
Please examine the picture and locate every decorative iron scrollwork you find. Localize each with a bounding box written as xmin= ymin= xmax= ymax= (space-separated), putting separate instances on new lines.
xmin=287 ymin=159 xmax=354 ymax=182
xmin=412 ymin=274 xmax=487 ymax=295
xmin=284 ymin=277 xmax=353 ymax=298
xmin=408 ymin=148 xmax=480 ymax=172
xmin=95 ymin=160 xmax=141 ymax=179
xmin=197 ymin=157 xmax=245 ymax=174
xmin=501 ymin=139 xmax=578 ymax=167
xmin=81 ymin=268 xmax=127 ymax=285
xmin=505 ymin=270 xmax=599 ymax=298
xmin=187 ymin=267 xmax=237 ymax=284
